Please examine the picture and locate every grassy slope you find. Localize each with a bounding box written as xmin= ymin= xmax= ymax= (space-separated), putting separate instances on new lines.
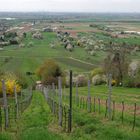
xmin=0 ymin=31 xmax=139 ymax=75
xmin=0 ymin=32 xmax=105 ymax=74
xmin=0 ymin=90 xmax=140 ymax=140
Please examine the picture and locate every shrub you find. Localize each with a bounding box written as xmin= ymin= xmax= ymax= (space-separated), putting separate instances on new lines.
xmin=9 ymin=37 xmax=20 ymax=45
xmin=90 ymin=50 xmax=96 ymax=56
xmin=36 ymin=59 xmax=65 ymax=85
xmin=19 ymin=43 xmax=25 ymax=48
xmin=0 ymin=42 xmax=10 ymax=47
xmin=4 ymin=32 xmax=17 ymax=38
xmin=124 ymin=63 xmax=140 ymax=88
xmin=91 ymin=68 xmax=104 ymax=77
xmin=76 ymin=74 xmax=88 ymax=87
xmin=123 ymin=73 xmax=140 ymax=88
xmin=0 ymin=73 xmax=21 ymax=96
xmin=123 ymin=76 xmax=135 ymax=88
xmin=92 ymin=74 xmax=106 ymax=85
xmin=32 ymin=32 xmax=43 ymax=40
xmin=112 ymin=79 xmax=117 ymax=86
xmin=27 ymin=42 xmax=34 ymax=47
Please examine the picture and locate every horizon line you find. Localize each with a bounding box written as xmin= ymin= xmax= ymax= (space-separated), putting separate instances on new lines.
xmin=0 ymin=11 xmax=140 ymax=14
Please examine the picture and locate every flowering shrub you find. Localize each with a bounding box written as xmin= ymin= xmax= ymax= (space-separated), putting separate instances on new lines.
xmin=112 ymin=80 xmax=117 ymax=86
xmin=5 ymin=80 xmax=21 ymax=95
xmin=91 ymin=68 xmax=104 ymax=77
xmin=0 ymin=73 xmax=21 ymax=96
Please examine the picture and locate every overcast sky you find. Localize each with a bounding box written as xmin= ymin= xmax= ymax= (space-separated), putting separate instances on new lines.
xmin=0 ymin=0 xmax=140 ymax=12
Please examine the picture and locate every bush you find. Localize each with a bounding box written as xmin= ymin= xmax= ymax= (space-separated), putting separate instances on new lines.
xmin=4 ymin=32 xmax=17 ymax=38
xmin=92 ymin=74 xmax=106 ymax=85
xmin=32 ymin=32 xmax=43 ymax=40
xmin=9 ymin=37 xmax=20 ymax=45
xmin=124 ymin=64 xmax=140 ymax=88
xmin=0 ymin=73 xmax=21 ymax=96
xmin=27 ymin=42 xmax=34 ymax=47
xmin=0 ymin=42 xmax=10 ymax=47
xmin=123 ymin=74 xmax=140 ymax=88
xmin=76 ymin=74 xmax=88 ymax=87
xmin=112 ymin=79 xmax=117 ymax=86
xmin=36 ymin=59 xmax=65 ymax=85
xmin=19 ymin=43 xmax=25 ymax=48
xmin=90 ymin=50 xmax=96 ymax=56
xmin=91 ymin=67 xmax=104 ymax=77
xmin=123 ymin=76 xmax=135 ymax=88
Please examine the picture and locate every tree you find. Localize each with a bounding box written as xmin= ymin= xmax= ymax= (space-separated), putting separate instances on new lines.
xmin=36 ymin=59 xmax=65 ymax=85
xmin=23 ymin=32 xmax=27 ymax=38
xmin=104 ymin=47 xmax=129 ymax=85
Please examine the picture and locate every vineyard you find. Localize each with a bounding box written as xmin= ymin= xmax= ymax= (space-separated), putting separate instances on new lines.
xmin=0 ymin=76 xmax=139 ymax=140
xmin=40 ymin=75 xmax=140 ymax=140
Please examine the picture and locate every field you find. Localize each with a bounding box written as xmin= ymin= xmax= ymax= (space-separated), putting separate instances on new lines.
xmin=0 ymin=13 xmax=140 ymax=140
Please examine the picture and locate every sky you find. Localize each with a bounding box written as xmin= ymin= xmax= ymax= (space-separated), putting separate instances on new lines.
xmin=0 ymin=0 xmax=140 ymax=12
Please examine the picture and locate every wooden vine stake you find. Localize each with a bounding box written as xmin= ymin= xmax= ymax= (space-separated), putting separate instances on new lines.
xmin=108 ymin=74 xmax=112 ymax=120
xmin=2 ymin=80 xmax=9 ymax=129
xmin=87 ymin=80 xmax=91 ymax=113
xmin=75 ymin=81 xmax=79 ymax=106
xmin=132 ymin=103 xmax=136 ymax=131
xmin=58 ymin=77 xmax=62 ymax=126
xmin=14 ymin=86 xmax=19 ymax=119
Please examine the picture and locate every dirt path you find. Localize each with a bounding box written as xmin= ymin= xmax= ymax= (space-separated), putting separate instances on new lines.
xmin=69 ymin=57 xmax=98 ymax=67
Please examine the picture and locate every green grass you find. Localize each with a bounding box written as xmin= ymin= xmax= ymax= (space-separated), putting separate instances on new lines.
xmin=0 ymin=30 xmax=139 ymax=77
xmin=0 ymin=32 xmax=105 ymax=75
xmin=0 ymin=92 xmax=62 ymax=140
xmin=48 ymin=87 xmax=140 ymax=140
xmin=16 ymin=92 xmax=62 ymax=140
xmin=1 ymin=89 xmax=140 ymax=140
xmin=67 ymin=85 xmax=140 ymax=105
xmin=71 ymin=110 xmax=140 ymax=140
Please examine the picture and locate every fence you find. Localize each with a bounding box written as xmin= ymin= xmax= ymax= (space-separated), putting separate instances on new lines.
xmin=77 ymin=96 xmax=138 ymax=131
xmin=0 ymin=80 xmax=33 ymax=131
xmin=43 ymin=84 xmax=72 ymax=132
xmin=42 ymin=78 xmax=140 ymax=132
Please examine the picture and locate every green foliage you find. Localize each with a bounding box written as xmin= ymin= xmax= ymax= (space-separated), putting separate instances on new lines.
xmin=91 ymin=67 xmax=104 ymax=77
xmin=27 ymin=42 xmax=34 ymax=48
xmin=104 ymin=50 xmax=129 ymax=85
xmin=123 ymin=70 xmax=140 ymax=88
xmin=0 ymin=132 xmax=12 ymax=140
xmin=36 ymin=59 xmax=65 ymax=85
xmin=123 ymin=76 xmax=136 ymax=87
xmin=15 ymin=71 xmax=28 ymax=88
xmin=92 ymin=74 xmax=106 ymax=86
xmin=76 ymin=74 xmax=88 ymax=87
xmin=9 ymin=37 xmax=20 ymax=45
xmin=4 ymin=32 xmax=17 ymax=39
xmin=84 ymin=124 xmax=97 ymax=134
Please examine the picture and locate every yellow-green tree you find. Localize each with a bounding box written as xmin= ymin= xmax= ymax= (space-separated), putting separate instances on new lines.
xmin=36 ymin=59 xmax=65 ymax=85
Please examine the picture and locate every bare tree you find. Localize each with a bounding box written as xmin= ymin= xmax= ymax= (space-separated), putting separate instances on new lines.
xmin=104 ymin=46 xmax=129 ymax=85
